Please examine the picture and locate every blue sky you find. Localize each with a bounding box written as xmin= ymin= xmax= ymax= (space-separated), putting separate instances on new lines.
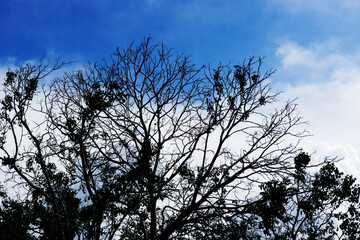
xmin=1 ymin=0 xmax=354 ymax=66
xmin=1 ymin=0 xmax=360 ymax=176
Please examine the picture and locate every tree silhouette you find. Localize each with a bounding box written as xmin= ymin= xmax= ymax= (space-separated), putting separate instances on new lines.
xmin=0 ymin=37 xmax=359 ymax=239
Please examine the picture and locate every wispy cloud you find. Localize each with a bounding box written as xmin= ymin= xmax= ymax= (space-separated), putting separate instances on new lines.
xmin=275 ymin=40 xmax=360 ymax=177
xmin=275 ymin=40 xmax=360 ymax=82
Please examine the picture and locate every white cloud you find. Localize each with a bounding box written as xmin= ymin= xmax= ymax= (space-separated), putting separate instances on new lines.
xmin=275 ymin=40 xmax=360 ymax=179
xmin=276 ymin=40 xmax=353 ymax=71
xmin=277 ymin=40 xmax=360 ymax=73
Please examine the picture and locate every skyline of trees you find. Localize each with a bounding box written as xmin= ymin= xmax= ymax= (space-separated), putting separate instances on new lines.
xmin=0 ymin=37 xmax=359 ymax=240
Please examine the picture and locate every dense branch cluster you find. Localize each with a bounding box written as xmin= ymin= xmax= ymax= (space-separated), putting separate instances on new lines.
xmin=0 ymin=38 xmax=359 ymax=239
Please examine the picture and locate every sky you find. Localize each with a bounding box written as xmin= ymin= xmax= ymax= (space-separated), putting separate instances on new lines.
xmin=1 ymin=0 xmax=360 ymax=177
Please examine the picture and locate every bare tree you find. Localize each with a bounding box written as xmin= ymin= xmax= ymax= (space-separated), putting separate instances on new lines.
xmin=0 ymin=37 xmax=309 ymax=239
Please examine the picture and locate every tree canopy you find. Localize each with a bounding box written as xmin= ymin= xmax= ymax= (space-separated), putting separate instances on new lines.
xmin=0 ymin=37 xmax=359 ymax=239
